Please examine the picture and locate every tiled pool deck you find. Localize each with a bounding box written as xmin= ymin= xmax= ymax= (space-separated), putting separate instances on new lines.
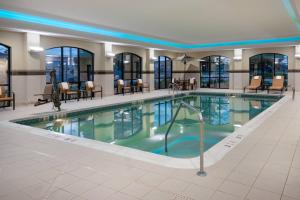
xmin=0 ymin=89 xmax=300 ymax=200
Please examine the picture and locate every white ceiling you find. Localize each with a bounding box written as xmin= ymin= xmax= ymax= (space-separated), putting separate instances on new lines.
xmin=1 ymin=0 xmax=300 ymax=50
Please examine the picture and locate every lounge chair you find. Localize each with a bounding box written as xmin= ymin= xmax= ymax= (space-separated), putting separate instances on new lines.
xmin=85 ymin=81 xmax=103 ymax=99
xmin=189 ymin=77 xmax=197 ymax=90
xmin=59 ymin=82 xmax=79 ymax=103
xmin=0 ymin=86 xmax=15 ymax=110
xmin=117 ymin=79 xmax=131 ymax=95
xmin=137 ymin=79 xmax=150 ymax=93
xmin=34 ymin=84 xmax=53 ymax=106
xmin=244 ymin=76 xmax=262 ymax=93
xmin=268 ymin=76 xmax=285 ymax=94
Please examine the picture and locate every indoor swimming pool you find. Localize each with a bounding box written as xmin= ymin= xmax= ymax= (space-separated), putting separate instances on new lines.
xmin=16 ymin=93 xmax=281 ymax=158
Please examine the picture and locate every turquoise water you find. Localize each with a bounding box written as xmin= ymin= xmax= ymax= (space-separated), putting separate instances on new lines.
xmin=17 ymin=93 xmax=280 ymax=158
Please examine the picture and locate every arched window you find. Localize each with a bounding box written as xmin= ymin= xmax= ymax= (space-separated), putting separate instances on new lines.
xmin=0 ymin=43 xmax=11 ymax=108
xmin=200 ymin=55 xmax=230 ymax=89
xmin=113 ymin=52 xmax=142 ymax=94
xmin=249 ymin=53 xmax=288 ymax=88
xmin=154 ymin=56 xmax=172 ymax=89
xmin=45 ymin=46 xmax=94 ymax=89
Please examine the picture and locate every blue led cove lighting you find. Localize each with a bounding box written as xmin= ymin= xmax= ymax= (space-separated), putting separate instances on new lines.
xmin=1 ymin=9 xmax=300 ymax=49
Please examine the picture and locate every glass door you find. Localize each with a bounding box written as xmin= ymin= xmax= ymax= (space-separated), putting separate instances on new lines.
xmin=154 ymin=56 xmax=172 ymax=89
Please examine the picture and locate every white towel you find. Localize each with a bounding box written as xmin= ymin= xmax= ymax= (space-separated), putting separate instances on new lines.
xmin=190 ymin=78 xmax=195 ymax=84
xmin=118 ymin=79 xmax=124 ymax=85
xmin=275 ymin=75 xmax=282 ymax=79
xmin=86 ymin=81 xmax=94 ymax=88
xmin=137 ymin=79 xmax=143 ymax=84
xmin=253 ymin=76 xmax=260 ymax=79
xmin=61 ymin=82 xmax=69 ymax=90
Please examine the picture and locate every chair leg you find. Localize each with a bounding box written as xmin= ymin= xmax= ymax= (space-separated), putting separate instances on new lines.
xmin=13 ymin=93 xmax=15 ymax=110
xmin=101 ymin=87 xmax=103 ymax=99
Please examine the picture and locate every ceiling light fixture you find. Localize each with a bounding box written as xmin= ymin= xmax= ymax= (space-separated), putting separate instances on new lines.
xmin=28 ymin=46 xmax=44 ymax=53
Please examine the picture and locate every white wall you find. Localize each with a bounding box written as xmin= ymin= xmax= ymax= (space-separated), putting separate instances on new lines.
xmin=0 ymin=29 xmax=299 ymax=105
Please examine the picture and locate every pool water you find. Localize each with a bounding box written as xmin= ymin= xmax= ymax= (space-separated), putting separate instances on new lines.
xmin=17 ymin=93 xmax=280 ymax=158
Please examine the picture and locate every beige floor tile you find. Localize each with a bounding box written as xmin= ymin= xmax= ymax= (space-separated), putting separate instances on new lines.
xmin=142 ymin=189 xmax=175 ymax=200
xmin=253 ymin=175 xmax=286 ymax=194
xmin=46 ymin=189 xmax=75 ymax=200
xmin=83 ymin=172 xmax=111 ymax=185
xmin=104 ymin=177 xmax=132 ymax=191
xmin=106 ymin=192 xmax=139 ymax=200
xmin=210 ymin=191 xmax=240 ymax=200
xmin=246 ymin=188 xmax=281 ymax=200
xmin=0 ymin=179 xmax=22 ymax=196
xmin=218 ymin=180 xmax=251 ymax=198
xmin=22 ymin=181 xmax=54 ymax=200
xmin=281 ymin=195 xmax=299 ymax=200
xmin=284 ymin=184 xmax=300 ymax=199
xmin=1 ymin=190 xmax=33 ymax=200
xmin=137 ymin=172 xmax=167 ymax=187
xmin=69 ymin=166 xmax=97 ymax=179
xmin=50 ymin=173 xmax=80 ymax=188
xmin=181 ymin=183 xmax=215 ymax=200
xmin=80 ymin=185 xmax=116 ymax=200
xmin=158 ymin=178 xmax=189 ymax=194
xmin=190 ymin=175 xmax=224 ymax=189
xmin=227 ymin=170 xmax=256 ymax=186
xmin=35 ymin=168 xmax=63 ymax=182
xmin=63 ymin=179 xmax=97 ymax=195
xmin=120 ymin=182 xmax=152 ymax=198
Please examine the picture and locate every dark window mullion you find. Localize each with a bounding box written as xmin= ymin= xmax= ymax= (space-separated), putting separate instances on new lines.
xmin=77 ymin=48 xmax=80 ymax=89
xmin=61 ymin=47 xmax=64 ymax=82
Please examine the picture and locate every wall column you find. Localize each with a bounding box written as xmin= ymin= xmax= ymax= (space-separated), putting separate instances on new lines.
xmin=97 ymin=43 xmax=114 ymax=96
xmin=147 ymin=49 xmax=155 ymax=91
xmin=294 ymin=46 xmax=300 ymax=91
xmin=232 ymin=49 xmax=245 ymax=90
xmin=23 ymin=32 xmax=43 ymax=103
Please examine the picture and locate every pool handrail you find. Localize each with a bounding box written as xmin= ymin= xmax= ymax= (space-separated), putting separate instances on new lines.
xmin=164 ymin=100 xmax=206 ymax=176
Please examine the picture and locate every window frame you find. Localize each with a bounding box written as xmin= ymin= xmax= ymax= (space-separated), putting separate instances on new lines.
xmin=154 ymin=56 xmax=173 ymax=90
xmin=113 ymin=52 xmax=142 ymax=94
xmin=45 ymin=46 xmax=94 ymax=89
xmin=0 ymin=43 xmax=11 ymax=108
xmin=200 ymin=55 xmax=229 ymax=89
xmin=249 ymin=53 xmax=288 ymax=89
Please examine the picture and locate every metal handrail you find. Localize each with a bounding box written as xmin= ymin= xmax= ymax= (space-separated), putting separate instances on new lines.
xmin=164 ymin=100 xmax=206 ymax=176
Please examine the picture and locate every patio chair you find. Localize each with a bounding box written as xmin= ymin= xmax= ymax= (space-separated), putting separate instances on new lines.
xmin=34 ymin=84 xmax=53 ymax=106
xmin=189 ymin=77 xmax=197 ymax=90
xmin=85 ymin=81 xmax=103 ymax=99
xmin=0 ymin=86 xmax=15 ymax=110
xmin=137 ymin=79 xmax=150 ymax=93
xmin=244 ymin=76 xmax=262 ymax=93
xmin=117 ymin=79 xmax=131 ymax=95
xmin=59 ymin=82 xmax=79 ymax=103
xmin=268 ymin=76 xmax=285 ymax=94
